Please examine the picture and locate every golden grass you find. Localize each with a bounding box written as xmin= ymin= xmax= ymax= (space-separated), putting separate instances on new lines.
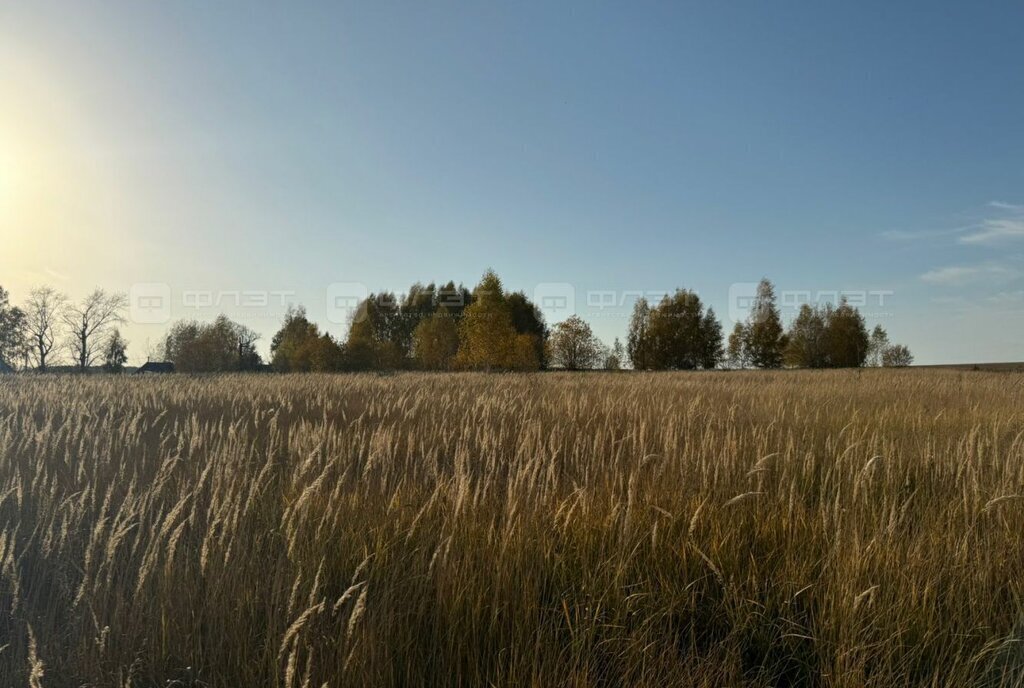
xmin=1 ymin=370 xmax=1023 ymax=687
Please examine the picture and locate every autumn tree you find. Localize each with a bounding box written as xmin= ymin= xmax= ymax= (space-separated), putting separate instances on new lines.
xmin=412 ymin=312 xmax=460 ymax=370
xmin=744 ymin=278 xmax=786 ymax=369
xmin=344 ymin=297 xmax=406 ymax=371
xmin=162 ymin=315 xmax=262 ymax=372
xmin=867 ymin=325 xmax=889 ymax=367
xmin=308 ymin=333 xmax=347 ymax=371
xmin=455 ymin=270 xmax=516 ymax=371
xmin=547 ymin=315 xmax=603 ymax=370
xmin=62 ymin=289 xmax=128 ymax=371
xmin=726 ymin=323 xmax=749 ymax=369
xmin=271 ymin=306 xmax=325 ymax=372
xmin=455 ymin=270 xmax=538 ymax=371
xmin=23 ymin=286 xmax=66 ymax=371
xmin=882 ymin=344 xmax=913 ymax=367
xmin=626 ymin=298 xmax=652 ymax=370
xmin=510 ymin=334 xmax=543 ymax=371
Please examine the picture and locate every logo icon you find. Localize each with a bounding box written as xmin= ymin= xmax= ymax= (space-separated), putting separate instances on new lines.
xmin=326 ymin=282 xmax=370 ymax=324
xmin=534 ymin=283 xmax=576 ymax=322
xmin=129 ymin=283 xmax=171 ymax=324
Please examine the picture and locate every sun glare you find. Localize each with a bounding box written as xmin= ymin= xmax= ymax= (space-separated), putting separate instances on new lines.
xmin=0 ymin=147 xmax=17 ymax=208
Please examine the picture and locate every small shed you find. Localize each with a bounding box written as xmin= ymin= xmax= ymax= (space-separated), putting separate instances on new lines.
xmin=135 ymin=361 xmax=175 ymax=374
xmin=0 ymin=360 xmax=13 ymax=374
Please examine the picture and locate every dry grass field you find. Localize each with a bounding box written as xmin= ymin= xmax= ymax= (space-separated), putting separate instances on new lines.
xmin=1 ymin=371 xmax=1023 ymax=687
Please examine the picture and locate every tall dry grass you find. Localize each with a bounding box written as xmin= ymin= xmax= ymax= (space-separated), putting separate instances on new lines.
xmin=0 ymin=370 xmax=1023 ymax=687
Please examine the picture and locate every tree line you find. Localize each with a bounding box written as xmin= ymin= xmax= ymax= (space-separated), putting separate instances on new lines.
xmin=722 ymin=279 xmax=913 ymax=370
xmin=0 ymin=273 xmax=912 ymax=373
xmin=0 ymin=286 xmax=129 ymax=372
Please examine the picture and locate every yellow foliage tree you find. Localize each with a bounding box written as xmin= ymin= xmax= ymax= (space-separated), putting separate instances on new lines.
xmin=455 ymin=270 xmax=528 ymax=371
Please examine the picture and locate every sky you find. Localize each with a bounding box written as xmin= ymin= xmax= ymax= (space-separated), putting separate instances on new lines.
xmin=1 ymin=0 xmax=1022 ymax=365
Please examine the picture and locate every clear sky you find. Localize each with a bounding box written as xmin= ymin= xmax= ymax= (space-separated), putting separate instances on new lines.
xmin=2 ymin=1 xmax=1022 ymax=364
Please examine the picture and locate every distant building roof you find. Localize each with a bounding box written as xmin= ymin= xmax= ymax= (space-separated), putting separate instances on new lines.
xmin=135 ymin=361 xmax=175 ymax=374
xmin=0 ymin=360 xmax=13 ymax=374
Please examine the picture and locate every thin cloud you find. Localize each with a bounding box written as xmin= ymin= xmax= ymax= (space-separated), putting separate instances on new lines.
xmin=986 ymin=290 xmax=1024 ymax=305
xmin=882 ymin=201 xmax=1024 ymax=245
xmin=987 ymin=201 xmax=1024 ymax=211
xmin=958 ymin=214 xmax=1024 ymax=244
xmin=919 ymin=264 xmax=1016 ymax=285
xmin=880 ymin=226 xmax=965 ymax=241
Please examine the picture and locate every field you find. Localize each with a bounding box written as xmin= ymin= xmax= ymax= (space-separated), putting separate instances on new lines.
xmin=1 ymin=371 xmax=1023 ymax=687
xmin=919 ymin=362 xmax=1024 ymax=373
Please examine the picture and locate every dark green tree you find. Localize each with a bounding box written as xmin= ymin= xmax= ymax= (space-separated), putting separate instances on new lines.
xmin=784 ymin=304 xmax=828 ymax=368
xmin=102 ymin=329 xmax=129 ymax=373
xmin=744 ymin=278 xmax=786 ymax=369
xmin=395 ymin=283 xmax=438 ymax=355
xmin=0 ymin=286 xmax=26 ymax=370
xmin=699 ymin=308 xmax=724 ymax=370
xmin=645 ymin=290 xmax=721 ymax=370
xmin=506 ymin=291 xmax=547 ymax=368
xmin=823 ymin=298 xmax=869 ymax=368
xmin=435 ymin=281 xmax=473 ymax=318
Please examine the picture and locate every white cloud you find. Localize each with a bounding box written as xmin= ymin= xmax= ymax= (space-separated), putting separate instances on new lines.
xmin=919 ymin=264 xmax=1017 ymax=285
xmin=958 ymin=203 xmax=1024 ymax=245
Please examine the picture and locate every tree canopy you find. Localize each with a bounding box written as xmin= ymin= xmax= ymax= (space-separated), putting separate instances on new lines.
xmin=0 ymin=275 xmax=913 ymax=374
xmin=627 ymin=290 xmax=722 ymax=370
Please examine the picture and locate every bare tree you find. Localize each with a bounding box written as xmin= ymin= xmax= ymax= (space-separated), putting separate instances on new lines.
xmin=24 ymin=286 xmax=67 ymax=371
xmin=62 ymin=289 xmax=128 ymax=371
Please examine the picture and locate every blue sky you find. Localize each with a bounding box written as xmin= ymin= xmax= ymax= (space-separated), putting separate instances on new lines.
xmin=2 ymin=1 xmax=1022 ymax=363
